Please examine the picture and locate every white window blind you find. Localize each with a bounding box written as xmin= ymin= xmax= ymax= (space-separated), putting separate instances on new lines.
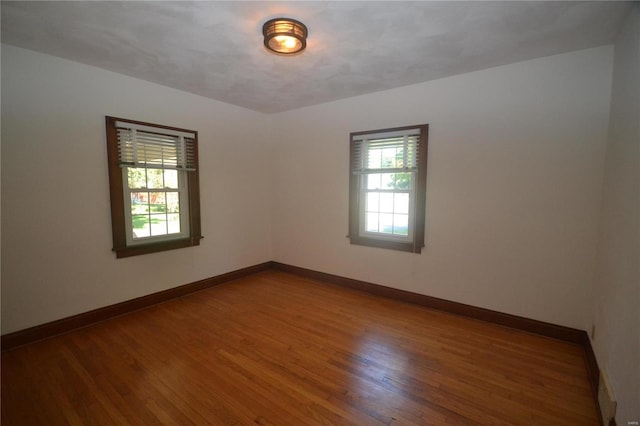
xmin=116 ymin=121 xmax=197 ymax=171
xmin=352 ymin=128 xmax=421 ymax=174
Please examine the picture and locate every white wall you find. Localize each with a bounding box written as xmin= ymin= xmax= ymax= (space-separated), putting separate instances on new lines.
xmin=0 ymin=44 xmax=619 ymax=337
xmin=1 ymin=45 xmax=273 ymax=333
xmin=271 ymin=46 xmax=614 ymax=331
xmin=592 ymin=6 xmax=640 ymax=423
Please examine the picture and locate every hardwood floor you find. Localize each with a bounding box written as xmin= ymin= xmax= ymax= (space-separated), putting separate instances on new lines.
xmin=1 ymin=270 xmax=599 ymax=425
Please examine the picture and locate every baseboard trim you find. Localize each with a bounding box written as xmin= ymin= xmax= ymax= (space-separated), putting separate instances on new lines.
xmin=272 ymin=262 xmax=587 ymax=343
xmin=1 ymin=261 xmax=273 ymax=351
xmin=3 ymin=261 xmax=588 ymax=349
xmin=3 ymin=260 xmax=606 ymax=423
xmin=581 ymin=333 xmax=603 ymax=421
xmin=272 ymin=262 xmax=608 ymax=424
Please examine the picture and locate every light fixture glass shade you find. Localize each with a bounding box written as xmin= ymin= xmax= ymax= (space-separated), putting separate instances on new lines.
xmin=263 ymin=18 xmax=308 ymax=55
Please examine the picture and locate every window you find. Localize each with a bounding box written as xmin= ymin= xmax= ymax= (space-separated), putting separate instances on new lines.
xmin=106 ymin=116 xmax=202 ymax=258
xmin=349 ymin=124 xmax=428 ymax=253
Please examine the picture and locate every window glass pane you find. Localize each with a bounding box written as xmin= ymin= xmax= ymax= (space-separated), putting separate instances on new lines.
xmin=166 ymin=192 xmax=180 ymax=213
xmin=132 ymin=215 xmax=151 ymax=239
xmin=381 ymin=147 xmax=400 ymax=168
xmin=388 ymin=173 xmax=411 ymax=190
xmin=146 ymin=169 xmax=164 ymax=189
xmin=380 ymin=173 xmax=394 ymax=189
xmin=394 ymin=193 xmax=409 ymax=214
xmin=379 ymin=213 xmax=393 ymax=234
xmin=366 ymin=192 xmax=379 ymax=213
xmin=164 ymin=170 xmax=178 ymax=189
xmin=367 ymin=174 xmax=382 ymax=190
xmin=379 ymin=193 xmax=394 ymax=213
xmin=149 ymin=192 xmax=166 ymax=213
xmin=366 ymin=212 xmax=379 ymax=232
xmin=128 ymin=168 xmax=147 ymax=189
xmin=150 ymin=214 xmax=168 ymax=236
xmin=394 ymin=214 xmax=409 ymax=235
xmin=131 ymin=193 xmax=149 ymax=214
xmin=167 ymin=213 xmax=181 ymax=234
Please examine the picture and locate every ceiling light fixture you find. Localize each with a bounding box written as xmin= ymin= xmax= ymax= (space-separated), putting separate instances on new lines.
xmin=262 ymin=18 xmax=308 ymax=55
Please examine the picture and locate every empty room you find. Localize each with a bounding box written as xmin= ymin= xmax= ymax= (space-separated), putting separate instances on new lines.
xmin=1 ymin=1 xmax=638 ymax=425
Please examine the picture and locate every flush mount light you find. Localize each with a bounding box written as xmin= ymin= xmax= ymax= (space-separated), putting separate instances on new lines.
xmin=262 ymin=18 xmax=308 ymax=55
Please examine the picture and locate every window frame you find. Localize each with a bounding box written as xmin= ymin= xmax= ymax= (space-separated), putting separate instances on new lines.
xmin=105 ymin=116 xmax=202 ymax=258
xmin=349 ymin=124 xmax=428 ymax=253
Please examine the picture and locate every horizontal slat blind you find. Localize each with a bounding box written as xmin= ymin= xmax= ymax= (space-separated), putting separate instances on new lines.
xmin=116 ymin=122 xmax=196 ymax=171
xmin=352 ymin=129 xmax=421 ymax=174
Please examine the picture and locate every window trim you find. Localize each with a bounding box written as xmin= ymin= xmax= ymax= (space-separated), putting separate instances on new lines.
xmin=348 ymin=124 xmax=428 ymax=253
xmin=105 ymin=116 xmax=202 ymax=258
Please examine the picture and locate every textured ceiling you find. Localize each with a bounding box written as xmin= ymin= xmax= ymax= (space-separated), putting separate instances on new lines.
xmin=1 ymin=1 xmax=632 ymax=113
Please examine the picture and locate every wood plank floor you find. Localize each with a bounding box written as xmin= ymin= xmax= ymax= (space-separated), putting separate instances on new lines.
xmin=1 ymin=270 xmax=599 ymax=425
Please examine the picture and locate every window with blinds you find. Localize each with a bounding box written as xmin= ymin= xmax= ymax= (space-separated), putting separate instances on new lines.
xmin=349 ymin=124 xmax=428 ymax=253
xmin=106 ymin=116 xmax=202 ymax=258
